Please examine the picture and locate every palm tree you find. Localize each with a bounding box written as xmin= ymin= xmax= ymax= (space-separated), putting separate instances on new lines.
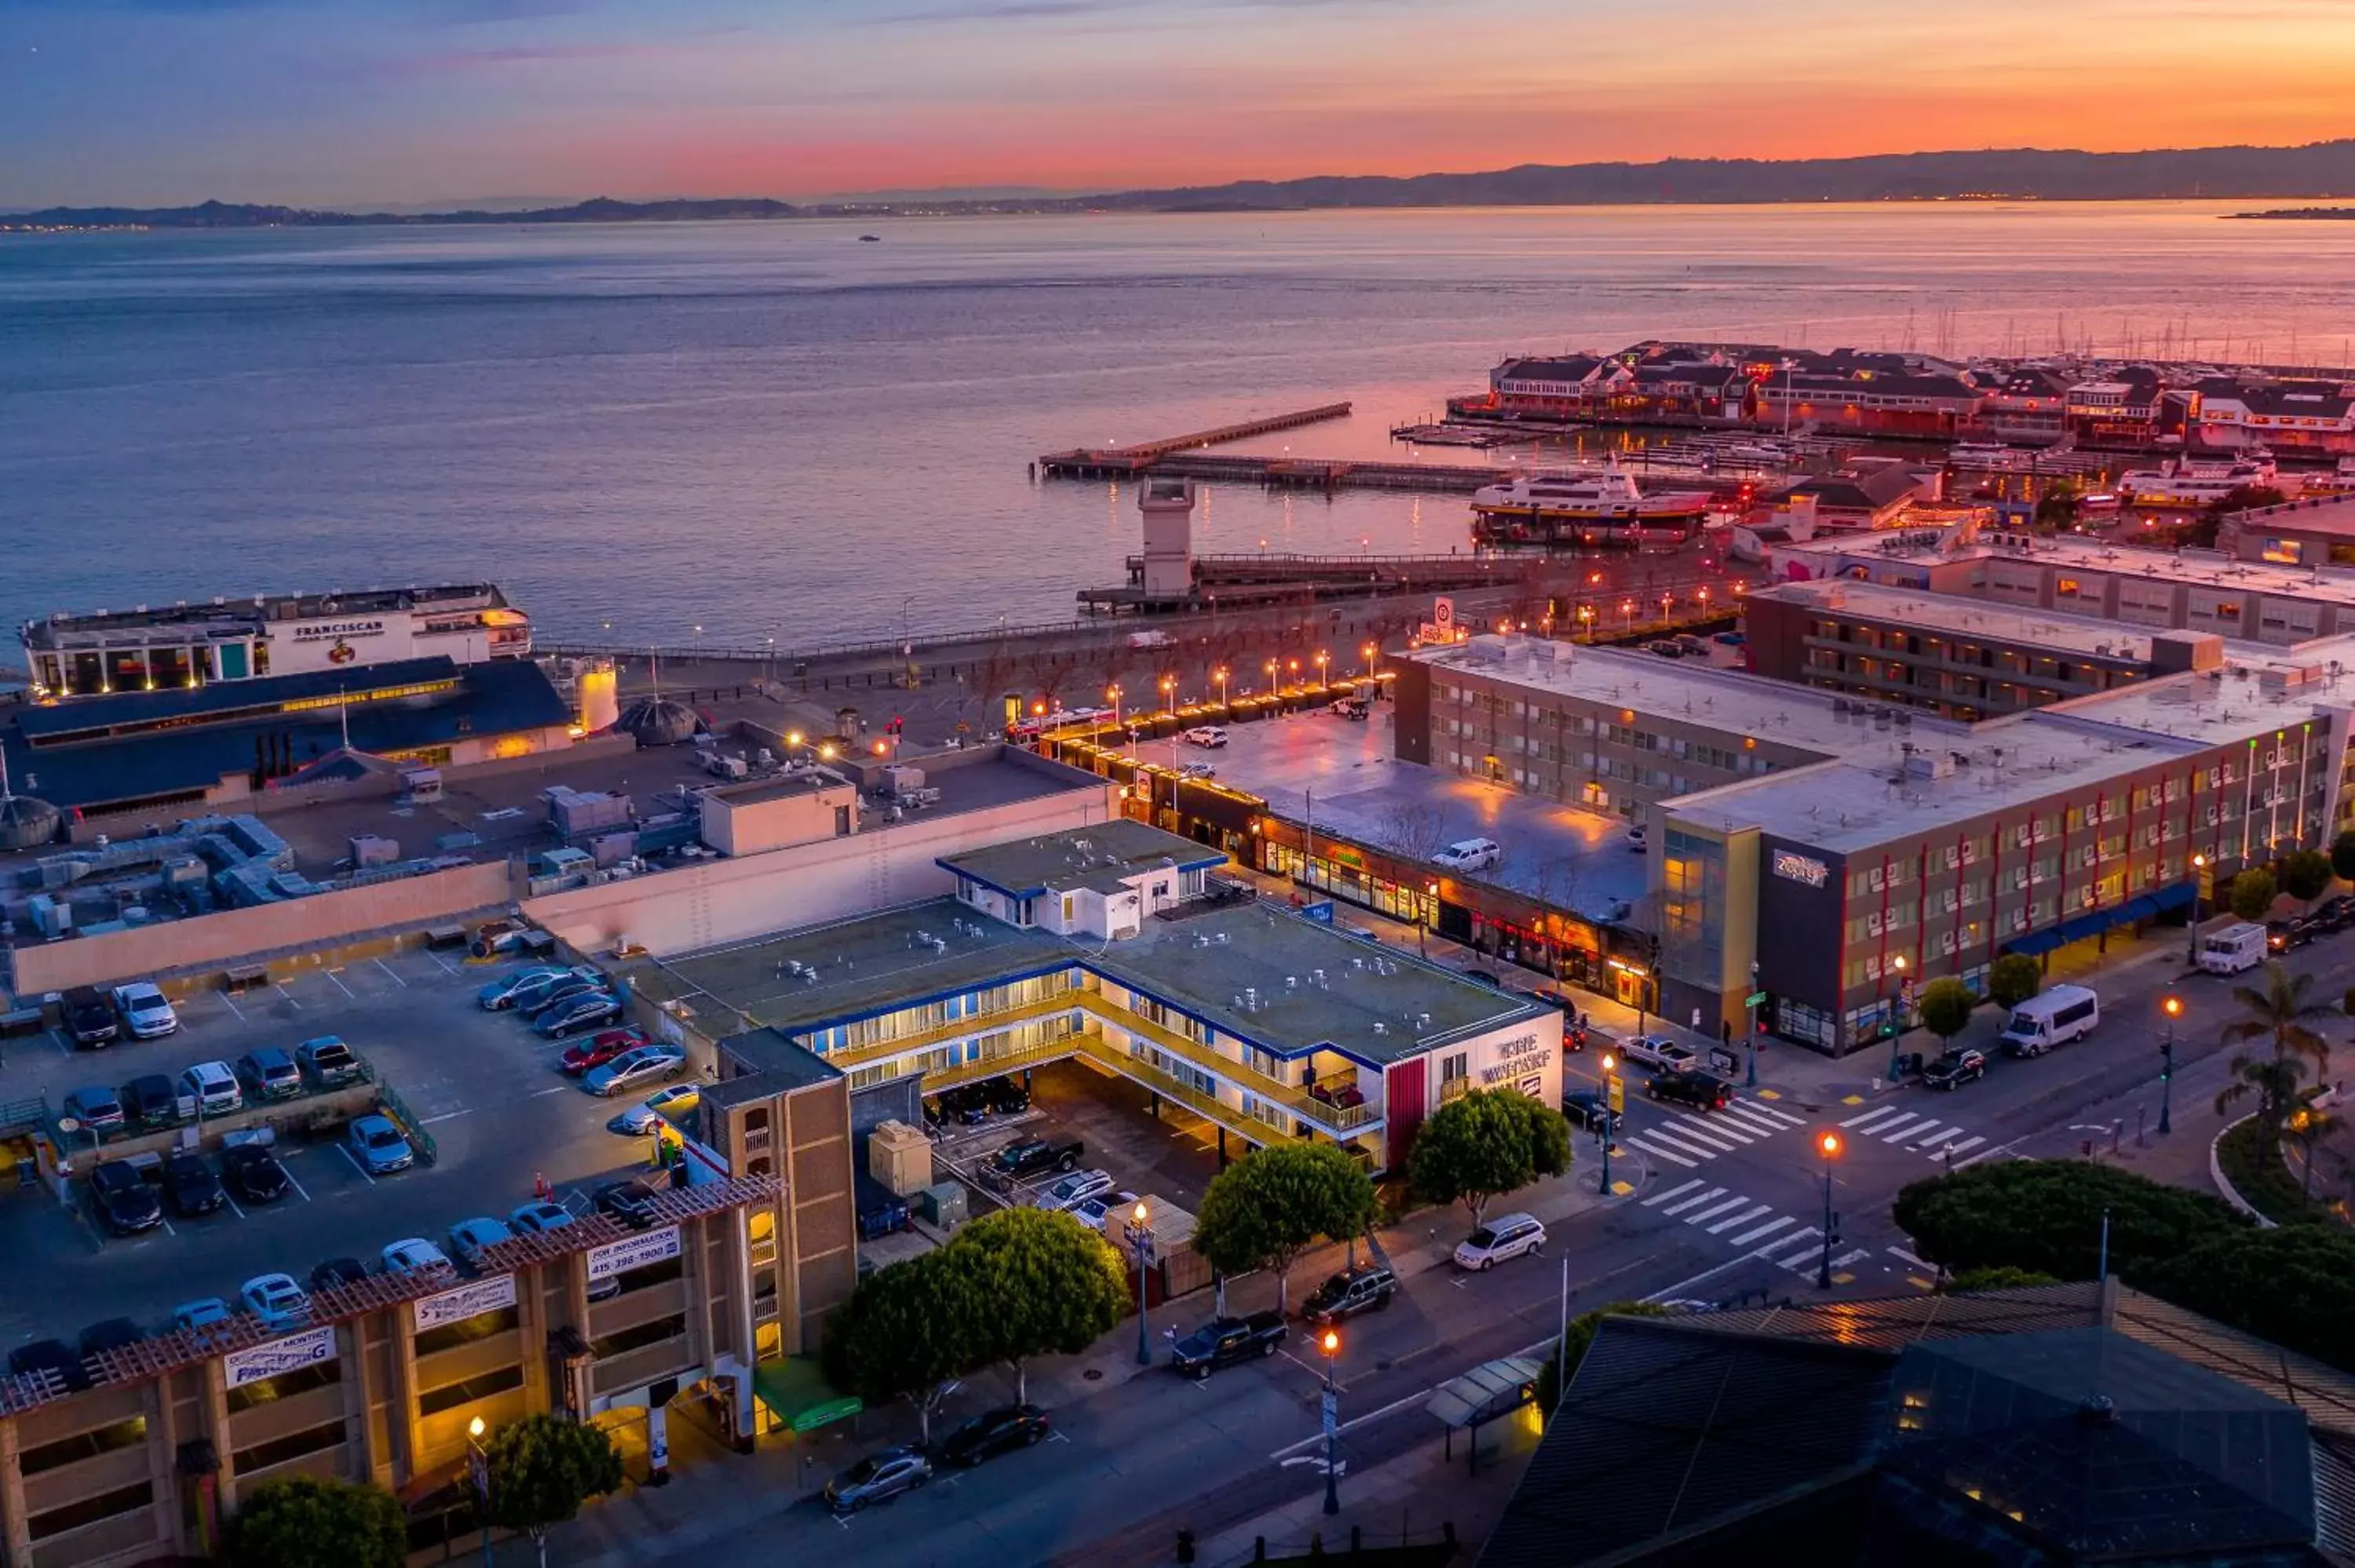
xmin=2222 ymin=961 xmax=2333 ymax=1078
xmin=2214 ymin=1054 xmax=2309 ymax=1175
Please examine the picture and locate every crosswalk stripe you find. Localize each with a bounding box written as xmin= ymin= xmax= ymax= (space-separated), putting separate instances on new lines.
xmin=1684 ymin=1196 xmax=1751 ymax=1225
xmin=1831 ymin=1249 xmax=1871 ymax=1269
xmin=1730 ymin=1215 xmax=1796 ymax=1245
xmin=1707 ymin=1203 xmax=1773 ymax=1234
xmin=1886 ymin=1246 xmax=1932 ymax=1269
xmin=1660 ymin=1186 xmax=1727 ymax=1216
xmin=1780 ymin=1249 xmax=1826 ymax=1275
xmin=1740 ymin=1102 xmax=1807 ymax=1129
xmin=1940 ymin=1136 xmax=1986 ymax=1157
xmin=1645 ymin=1128 xmax=1731 ymax=1159
xmin=1625 ymin=1137 xmax=1699 ymax=1169
xmin=1679 ymin=1114 xmax=1754 ymax=1144
xmin=1840 ymin=1104 xmax=1906 ymax=1130
xmin=1758 ymin=1227 xmax=1819 ymax=1259
xmin=1899 ymin=1121 xmax=1960 ymax=1147
xmin=1669 ymin=1118 xmax=1745 ymax=1149
xmin=1869 ymin=1112 xmax=1930 ymax=1140
xmin=1641 ymin=1177 xmax=1704 ymax=1208
xmin=1719 ymin=1107 xmax=1785 ymax=1136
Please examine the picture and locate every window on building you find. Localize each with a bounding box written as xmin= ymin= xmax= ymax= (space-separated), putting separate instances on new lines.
xmin=417 ymin=1365 xmax=526 ymax=1417
xmin=590 ymin=1315 xmax=689 ymax=1362
xmin=29 ymin=1482 xmax=155 ymax=1542
xmin=18 ymin=1417 xmax=148 ymax=1477
xmin=234 ymin=1420 xmax=349 ymax=1475
xmin=227 ymin=1360 xmax=342 ymax=1413
xmin=414 ymin=1307 xmax=521 ymax=1358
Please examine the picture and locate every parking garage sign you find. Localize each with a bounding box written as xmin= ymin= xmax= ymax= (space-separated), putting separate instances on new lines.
xmin=587 ymin=1225 xmax=681 ymax=1282
xmin=225 ymin=1326 xmax=338 ymax=1389
xmin=414 ymin=1275 xmax=518 ymax=1333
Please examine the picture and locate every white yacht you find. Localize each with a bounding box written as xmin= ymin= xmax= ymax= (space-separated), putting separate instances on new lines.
xmin=1470 ymin=462 xmax=1712 ymax=528
xmin=2117 ymin=455 xmax=2284 ymax=508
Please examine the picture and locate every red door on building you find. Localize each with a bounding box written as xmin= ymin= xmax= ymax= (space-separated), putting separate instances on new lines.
xmin=1384 ymin=1061 xmax=1427 ymax=1172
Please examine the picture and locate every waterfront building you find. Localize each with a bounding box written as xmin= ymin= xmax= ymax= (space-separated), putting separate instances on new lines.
xmin=2194 ymin=377 xmax=2355 ymax=455
xmin=20 ymin=585 xmax=531 ymax=701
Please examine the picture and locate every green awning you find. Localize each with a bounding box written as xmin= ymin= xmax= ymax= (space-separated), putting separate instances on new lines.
xmin=751 ymin=1358 xmax=863 ymax=1434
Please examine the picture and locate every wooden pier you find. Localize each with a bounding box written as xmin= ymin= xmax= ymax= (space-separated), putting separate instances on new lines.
xmin=1039 ymin=403 xmax=1353 ymax=478
xmin=1078 ymin=549 xmax=1527 ymax=611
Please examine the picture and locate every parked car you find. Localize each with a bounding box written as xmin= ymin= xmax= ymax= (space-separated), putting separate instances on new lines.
xmin=2268 ymin=916 xmax=2320 ymax=954
xmin=86 ymin=1162 xmax=162 ymax=1236
xmin=381 ymin=1238 xmax=451 ymax=1277
xmin=1178 ymin=760 xmax=1217 ymax=780
xmin=925 ymin=1083 xmax=992 ymax=1128
xmin=1301 ymin=1265 xmax=1397 ymax=1325
xmin=60 ymin=1085 xmax=126 ymax=1136
xmin=509 ymin=1201 xmax=575 ymax=1235
xmin=593 ymin=1178 xmax=660 ymax=1228
xmin=560 ymin=1026 xmax=652 ymax=1075
xmin=1646 ymin=640 xmax=1686 ymax=658
xmin=1617 ymin=1035 xmax=1696 ymax=1074
xmin=1072 ymin=1189 xmax=1141 ymax=1232
xmin=1646 ymin=1069 xmax=1732 ymax=1111
xmin=161 ymin=1150 xmax=226 ymax=1216
xmin=1452 ymin=1212 xmax=1546 ymax=1271
xmin=984 ymin=1136 xmax=1083 ymax=1187
xmin=1182 ymin=725 xmax=1229 ymax=748
xmin=111 ymin=982 xmax=179 ymax=1039
xmin=1561 ymin=1089 xmax=1621 ymax=1136
xmin=1039 ymin=1169 xmax=1115 ymax=1212
xmin=9 ymin=1340 xmax=90 ymax=1392
xmin=221 ymin=1145 xmax=291 ymax=1203
xmin=1330 ymin=697 xmax=1369 ymax=720
xmin=935 ymin=1405 xmax=1050 ymax=1467
xmin=1922 ymin=1048 xmax=1989 ymax=1090
xmin=825 ymin=1447 xmax=933 ymax=1513
xmin=241 ymin=1274 xmax=312 ymax=1331
xmin=608 ymin=1083 xmax=699 ymax=1135
xmin=294 ymin=1034 xmax=366 ymax=1088
xmin=62 ymin=986 xmax=119 ymax=1048
xmin=2314 ymin=895 xmax=2355 ymax=933
xmin=582 ymin=1043 xmax=688 ymax=1096
xmin=448 ymin=1216 xmax=515 ymax=1270
xmin=309 ymin=1257 xmax=369 ymax=1293
xmin=346 ymin=1114 xmax=414 ymax=1175
xmin=536 ymin=990 xmax=623 ymax=1040
xmin=177 ymin=1060 xmax=243 ymax=1118
xmin=520 ymin=975 xmax=607 ymax=1021
xmin=173 ymin=1299 xmax=232 ymax=1333
xmin=235 ymin=1047 xmax=303 ymax=1102
xmin=78 ymin=1319 xmax=145 ymax=1358
xmin=123 ymin=1074 xmax=180 ymax=1131
xmin=478 ymin=965 xmax=571 ymax=1011
xmin=1431 ymin=837 xmax=1502 ymax=873
xmin=1170 ymin=1311 xmax=1287 ymax=1379
xmin=468 ymin=917 xmax=529 ymax=959
xmin=977 ymin=1076 xmax=1030 ymax=1114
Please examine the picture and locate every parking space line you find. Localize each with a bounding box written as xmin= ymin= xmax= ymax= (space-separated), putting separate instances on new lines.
xmin=48 ymin=1027 xmax=75 ymax=1058
xmin=284 ymin=1167 xmax=312 ymax=1202
xmin=273 ymin=983 xmax=305 ymax=1010
xmin=219 ymin=990 xmax=248 ymax=1023
xmin=323 ymin=969 xmax=356 ymax=999
xmin=225 ymin=1194 xmax=246 ymax=1220
xmin=528 ymin=1085 xmax=570 ymax=1099
xmin=425 ymin=950 xmax=459 ymax=976
xmin=421 ymin=1110 xmax=472 ymax=1125
xmin=338 ymin=1144 xmax=378 ymax=1185
xmin=373 ymin=958 xmax=409 ymax=988
xmin=159 ymin=1216 xmax=177 ymax=1237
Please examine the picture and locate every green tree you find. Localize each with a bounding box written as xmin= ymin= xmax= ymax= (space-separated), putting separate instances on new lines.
xmin=224 ymin=1475 xmax=407 ymax=1568
xmin=2331 ymin=829 xmax=2355 ymax=884
xmin=2280 ymin=848 xmax=2335 ymax=902
xmin=2142 ymin=1224 xmax=2355 ymax=1374
xmin=2207 ymin=483 xmax=2289 ymax=518
xmin=2229 ymin=866 xmax=2279 ymax=921
xmin=1532 ymin=1301 xmax=1671 ymax=1414
xmin=1941 ymin=1265 xmax=2060 ymax=1293
xmin=1893 ymin=1159 xmax=2246 ymax=1282
xmin=1988 ymin=954 xmax=2042 ymax=1010
xmin=2218 ymin=961 xmax=2333 ymax=1164
xmin=822 ymin=1245 xmax=987 ymax=1441
xmin=1916 ymin=977 xmax=1975 ymax=1045
xmin=2032 ymin=479 xmax=2081 ymax=532
xmin=958 ymin=1206 xmax=1130 ymax=1404
xmin=1408 ymin=1087 xmax=1572 ymax=1227
xmin=2287 ymin=1099 xmax=2343 ymax=1203
xmin=1192 ymin=1143 xmax=1379 ymax=1314
xmin=483 ymin=1413 xmax=626 ymax=1568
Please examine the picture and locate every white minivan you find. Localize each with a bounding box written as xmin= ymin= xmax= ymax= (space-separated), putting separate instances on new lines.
xmin=2196 ymin=921 xmax=2268 ymax=976
xmin=1432 ymin=838 xmax=1502 ymax=873
xmin=1999 ymin=984 xmax=2100 ymax=1058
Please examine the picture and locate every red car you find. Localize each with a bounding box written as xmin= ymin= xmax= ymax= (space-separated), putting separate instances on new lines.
xmin=560 ymin=1026 xmax=650 ymax=1076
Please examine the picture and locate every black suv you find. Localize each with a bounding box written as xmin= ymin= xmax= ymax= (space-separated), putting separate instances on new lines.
xmin=62 ymin=986 xmax=119 ymax=1048
xmin=926 ymin=1085 xmax=991 ymax=1128
xmin=977 ymin=1076 xmax=1031 ymax=1115
xmin=594 ymin=1178 xmax=660 ymax=1228
xmin=122 ymin=1074 xmax=179 ymax=1131
xmin=88 ymin=1162 xmax=162 ymax=1236
xmin=161 ymin=1152 xmax=225 ymax=1216
xmin=1301 ymin=1266 xmax=1396 ymax=1325
xmin=2313 ymin=895 xmax=2355 ymax=933
xmin=1562 ymin=1089 xmax=1621 ymax=1136
xmin=221 ymin=1145 xmax=291 ymax=1203
xmin=984 ymin=1136 xmax=1082 ymax=1187
xmin=1170 ymin=1311 xmax=1287 ymax=1379
xmin=934 ymin=1404 xmax=1050 ymax=1467
xmin=1646 ymin=1069 xmax=1732 ymax=1111
xmin=1922 ymin=1048 xmax=1988 ymax=1090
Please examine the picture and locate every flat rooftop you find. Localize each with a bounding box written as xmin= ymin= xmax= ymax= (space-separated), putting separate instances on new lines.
xmin=639 ymin=892 xmax=1551 ymax=1068
xmin=939 ymin=819 xmax=1223 ymax=899
xmin=1747 ymin=579 xmax=2182 ymax=662
xmin=2229 ymin=494 xmax=2355 ymax=538
xmin=1776 ymin=530 xmax=2355 ymax=614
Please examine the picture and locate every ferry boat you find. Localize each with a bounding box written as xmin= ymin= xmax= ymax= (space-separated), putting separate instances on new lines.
xmin=1470 ymin=461 xmax=1712 ymax=546
xmin=1947 ymin=443 xmax=2038 ymax=472
xmin=2116 ymin=455 xmax=2284 ymax=509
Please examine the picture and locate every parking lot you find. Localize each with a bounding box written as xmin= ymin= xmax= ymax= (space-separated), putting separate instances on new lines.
xmin=923 ymin=1059 xmax=1228 ymax=1226
xmin=0 ymin=943 xmax=683 ymax=1353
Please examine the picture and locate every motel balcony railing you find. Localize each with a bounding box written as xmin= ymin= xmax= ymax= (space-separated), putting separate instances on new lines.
xmin=1072 ymin=1037 xmax=1382 ymax=1150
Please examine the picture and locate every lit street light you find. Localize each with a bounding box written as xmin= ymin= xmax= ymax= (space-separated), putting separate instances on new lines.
xmin=1361 ymin=641 xmax=1378 ymax=679
xmin=1318 ymin=1326 xmax=1343 ymax=1516
xmin=1214 ymin=665 xmax=1230 ymax=711
xmin=1126 ymin=1202 xmax=1155 ymax=1366
xmin=1816 ymin=1131 xmax=1842 ymax=1289
xmin=467 ymin=1416 xmax=492 ymax=1568
xmin=1598 ymin=1052 xmax=1620 ymax=1198
xmin=2160 ymin=994 xmax=2181 ymax=1135
xmin=1159 ymin=673 xmax=1176 ymax=717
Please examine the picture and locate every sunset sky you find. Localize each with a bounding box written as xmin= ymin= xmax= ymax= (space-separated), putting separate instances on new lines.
xmin=5 ymin=0 xmax=2354 ymax=206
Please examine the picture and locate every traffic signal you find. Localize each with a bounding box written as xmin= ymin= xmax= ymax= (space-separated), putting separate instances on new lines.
xmin=2160 ymin=1041 xmax=2174 ymax=1081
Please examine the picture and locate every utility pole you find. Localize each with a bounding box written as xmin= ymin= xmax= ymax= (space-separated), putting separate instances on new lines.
xmin=2160 ymin=995 xmax=2179 ymax=1136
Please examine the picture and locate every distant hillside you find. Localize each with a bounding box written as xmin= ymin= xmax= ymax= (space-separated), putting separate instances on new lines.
xmin=1058 ymin=140 xmax=2355 ymax=210
xmin=1 ymin=195 xmax=802 ymax=228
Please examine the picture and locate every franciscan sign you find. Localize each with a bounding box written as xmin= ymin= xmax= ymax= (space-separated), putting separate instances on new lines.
xmin=1773 ymin=849 xmax=1830 ymax=888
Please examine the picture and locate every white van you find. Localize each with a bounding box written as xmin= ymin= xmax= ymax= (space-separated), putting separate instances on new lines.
xmin=1432 ymin=838 xmax=1502 ymax=873
xmin=1999 ymin=984 xmax=2100 ymax=1058
xmin=2196 ymin=921 xmax=2268 ymax=976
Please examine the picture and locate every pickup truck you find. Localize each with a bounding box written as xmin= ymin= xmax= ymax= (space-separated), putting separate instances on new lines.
xmin=1617 ymin=1034 xmax=1696 ymax=1074
xmin=1170 ymin=1311 xmax=1287 ymax=1379
xmin=981 ymin=1136 xmax=1083 ymax=1189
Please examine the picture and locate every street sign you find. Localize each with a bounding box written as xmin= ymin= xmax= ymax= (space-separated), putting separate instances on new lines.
xmin=1320 ymin=1391 xmax=1338 ymax=1435
xmin=1743 ymin=991 xmax=1766 ymax=1008
xmin=1605 ymin=1075 xmax=1624 ymax=1115
xmin=1707 ymin=1048 xmax=1738 ymax=1078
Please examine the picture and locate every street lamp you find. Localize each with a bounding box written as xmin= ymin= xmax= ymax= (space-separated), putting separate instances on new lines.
xmin=1885 ymin=955 xmax=1911 ymax=1081
xmin=2160 ymin=994 xmax=2181 ymax=1135
xmin=1421 ymin=881 xmax=1437 ymax=956
xmin=1318 ymin=1327 xmax=1343 ymax=1516
xmin=1361 ymin=641 xmax=1378 ymax=680
xmin=1745 ymin=960 xmax=1760 ymax=1088
xmin=1126 ymin=1202 xmax=1154 ymax=1366
xmin=1264 ymin=658 xmax=1278 ymax=694
xmin=467 ymin=1416 xmax=492 ymax=1568
xmin=1815 ymin=1132 xmax=1842 ymax=1289
xmin=2187 ymin=853 xmax=2208 ymax=962
xmin=1107 ymin=684 xmax=1123 ymax=732
xmin=1214 ymin=665 xmax=1230 ymax=711
xmin=1159 ymin=674 xmax=1176 ymax=717
xmin=1598 ymin=1052 xmax=1619 ymax=1198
